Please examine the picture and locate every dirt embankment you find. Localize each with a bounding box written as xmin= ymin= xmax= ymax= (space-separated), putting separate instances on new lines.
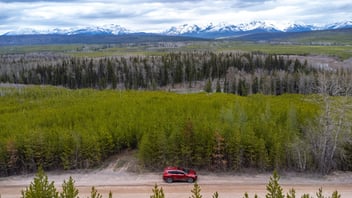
xmin=1 ymin=152 xmax=352 ymax=198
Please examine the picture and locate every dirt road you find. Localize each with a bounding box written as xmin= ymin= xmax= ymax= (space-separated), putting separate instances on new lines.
xmin=1 ymin=168 xmax=352 ymax=198
xmin=1 ymin=153 xmax=352 ymax=198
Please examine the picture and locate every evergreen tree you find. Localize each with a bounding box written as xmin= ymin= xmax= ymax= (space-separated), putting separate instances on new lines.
xmin=189 ymin=183 xmax=202 ymax=198
xmin=265 ymin=170 xmax=284 ymax=198
xmin=205 ymin=79 xmax=212 ymax=93
xmin=150 ymin=184 xmax=165 ymax=198
xmin=89 ymin=187 xmax=102 ymax=198
xmin=286 ymin=188 xmax=296 ymax=198
xmin=212 ymin=192 xmax=219 ymax=198
xmin=181 ymin=119 xmax=196 ymax=167
xmin=21 ymin=167 xmax=59 ymax=198
xmin=316 ymin=187 xmax=324 ymax=198
xmin=331 ymin=191 xmax=341 ymax=198
xmin=216 ymin=80 xmax=221 ymax=93
xmin=212 ymin=131 xmax=226 ymax=170
xmin=60 ymin=176 xmax=79 ymax=198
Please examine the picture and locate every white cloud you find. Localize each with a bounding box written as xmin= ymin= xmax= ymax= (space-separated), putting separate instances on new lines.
xmin=0 ymin=0 xmax=351 ymax=34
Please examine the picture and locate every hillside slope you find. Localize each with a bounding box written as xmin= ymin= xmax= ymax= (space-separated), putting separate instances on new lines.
xmin=230 ymin=28 xmax=352 ymax=44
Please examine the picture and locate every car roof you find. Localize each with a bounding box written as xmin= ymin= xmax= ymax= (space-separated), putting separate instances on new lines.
xmin=164 ymin=166 xmax=184 ymax=170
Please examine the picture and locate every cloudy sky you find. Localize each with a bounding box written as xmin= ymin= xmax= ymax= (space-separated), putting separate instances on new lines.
xmin=0 ymin=0 xmax=351 ymax=34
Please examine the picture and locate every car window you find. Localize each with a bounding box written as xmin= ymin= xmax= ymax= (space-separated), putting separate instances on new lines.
xmin=176 ymin=170 xmax=185 ymax=175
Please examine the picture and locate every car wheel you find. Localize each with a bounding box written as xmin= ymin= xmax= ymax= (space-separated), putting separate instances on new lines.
xmin=166 ymin=177 xmax=173 ymax=183
xmin=187 ymin=178 xmax=194 ymax=183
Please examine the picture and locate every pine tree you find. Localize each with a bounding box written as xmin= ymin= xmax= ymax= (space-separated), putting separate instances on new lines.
xmin=265 ymin=170 xmax=284 ymax=198
xmin=205 ymin=79 xmax=212 ymax=93
xmin=150 ymin=184 xmax=165 ymax=198
xmin=181 ymin=119 xmax=196 ymax=167
xmin=286 ymin=188 xmax=296 ymax=198
xmin=331 ymin=190 xmax=341 ymax=198
xmin=216 ymin=80 xmax=221 ymax=92
xmin=212 ymin=191 xmax=219 ymax=198
xmin=89 ymin=187 xmax=102 ymax=198
xmin=189 ymin=183 xmax=202 ymax=198
xmin=60 ymin=176 xmax=79 ymax=198
xmin=212 ymin=131 xmax=226 ymax=170
xmin=243 ymin=192 xmax=249 ymax=198
xmin=21 ymin=167 xmax=59 ymax=198
xmin=316 ymin=187 xmax=324 ymax=198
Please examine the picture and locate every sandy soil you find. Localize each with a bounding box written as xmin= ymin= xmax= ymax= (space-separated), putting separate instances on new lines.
xmin=1 ymin=153 xmax=352 ymax=198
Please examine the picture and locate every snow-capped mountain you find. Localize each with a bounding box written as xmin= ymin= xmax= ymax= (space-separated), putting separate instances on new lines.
xmin=3 ymin=24 xmax=132 ymax=36
xmin=283 ymin=24 xmax=317 ymax=32
xmin=68 ymin=24 xmax=132 ymax=35
xmin=3 ymin=28 xmax=42 ymax=35
xmin=325 ymin=20 xmax=352 ymax=30
xmin=236 ymin=21 xmax=279 ymax=32
xmin=165 ymin=24 xmax=202 ymax=35
xmin=2 ymin=20 xmax=352 ymax=39
xmin=163 ymin=20 xmax=352 ymax=38
xmin=163 ymin=21 xmax=319 ymax=38
xmin=164 ymin=21 xmax=281 ymax=35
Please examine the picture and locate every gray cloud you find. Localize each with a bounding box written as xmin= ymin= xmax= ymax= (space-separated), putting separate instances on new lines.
xmin=0 ymin=12 xmax=11 ymax=22
xmin=81 ymin=11 xmax=138 ymax=19
xmin=0 ymin=0 xmax=77 ymax=2
xmin=232 ymin=0 xmax=273 ymax=9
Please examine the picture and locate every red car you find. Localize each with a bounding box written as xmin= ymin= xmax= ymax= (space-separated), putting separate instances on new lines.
xmin=163 ymin=167 xmax=197 ymax=183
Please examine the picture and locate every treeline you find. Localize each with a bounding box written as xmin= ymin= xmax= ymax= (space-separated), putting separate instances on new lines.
xmin=0 ymin=87 xmax=351 ymax=177
xmin=0 ymin=34 xmax=206 ymax=46
xmin=1 ymin=52 xmax=351 ymax=95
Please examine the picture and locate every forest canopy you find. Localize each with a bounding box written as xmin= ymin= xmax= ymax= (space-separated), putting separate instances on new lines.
xmin=1 ymin=43 xmax=352 ymax=176
xmin=0 ymin=86 xmax=351 ymax=176
xmin=1 ymin=51 xmax=351 ymax=96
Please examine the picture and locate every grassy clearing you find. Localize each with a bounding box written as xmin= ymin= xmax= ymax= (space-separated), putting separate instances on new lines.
xmin=186 ymin=41 xmax=352 ymax=60
xmin=0 ymin=44 xmax=83 ymax=54
xmin=288 ymin=30 xmax=352 ymax=45
xmin=66 ymin=42 xmax=352 ymax=59
xmin=67 ymin=47 xmax=169 ymax=57
xmin=1 ymin=41 xmax=351 ymax=59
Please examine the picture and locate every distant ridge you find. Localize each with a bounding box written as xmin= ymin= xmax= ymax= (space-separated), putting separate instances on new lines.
xmin=2 ymin=20 xmax=352 ymax=39
xmin=3 ymin=24 xmax=133 ymax=36
xmin=1 ymin=20 xmax=352 ymax=45
xmin=0 ymin=33 xmax=208 ymax=46
xmin=229 ymin=28 xmax=352 ymax=45
xmin=162 ymin=20 xmax=352 ymax=39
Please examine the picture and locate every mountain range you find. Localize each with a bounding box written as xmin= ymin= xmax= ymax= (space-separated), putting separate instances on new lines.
xmin=3 ymin=20 xmax=352 ymax=39
xmin=3 ymin=24 xmax=132 ymax=36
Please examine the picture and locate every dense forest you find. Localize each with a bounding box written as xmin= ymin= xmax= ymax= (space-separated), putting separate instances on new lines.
xmin=0 ymin=86 xmax=351 ymax=177
xmin=1 ymin=49 xmax=352 ymax=177
xmin=1 ymin=51 xmax=352 ymax=96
